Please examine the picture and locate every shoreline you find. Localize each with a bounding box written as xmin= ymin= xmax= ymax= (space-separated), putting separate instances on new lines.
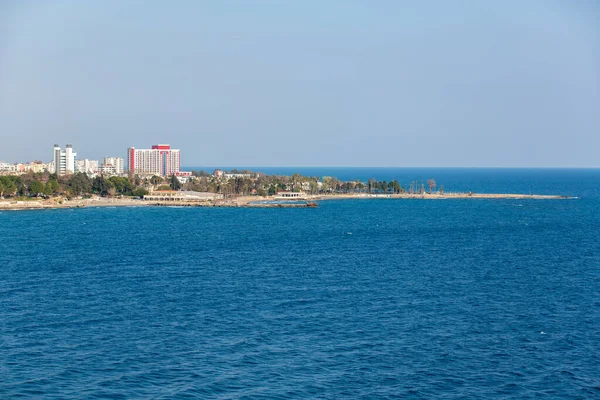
xmin=313 ymin=193 xmax=572 ymax=200
xmin=0 ymin=192 xmax=574 ymax=211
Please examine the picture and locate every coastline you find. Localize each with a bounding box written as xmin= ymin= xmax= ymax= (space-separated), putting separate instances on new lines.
xmin=0 ymin=197 xmax=147 ymax=211
xmin=313 ymin=193 xmax=572 ymax=200
xmin=0 ymin=192 xmax=573 ymax=211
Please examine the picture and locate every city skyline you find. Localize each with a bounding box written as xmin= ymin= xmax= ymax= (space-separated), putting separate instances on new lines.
xmin=1 ymin=143 xmax=187 ymax=177
xmin=5 ymin=137 xmax=600 ymax=169
xmin=5 ymin=138 xmax=600 ymax=169
xmin=1 ymin=1 xmax=599 ymax=167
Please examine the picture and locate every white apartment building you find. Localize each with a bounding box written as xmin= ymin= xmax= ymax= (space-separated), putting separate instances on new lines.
xmin=53 ymin=144 xmax=77 ymax=175
xmin=76 ymin=159 xmax=99 ymax=175
xmin=0 ymin=161 xmax=13 ymax=172
xmin=101 ymin=157 xmax=124 ymax=175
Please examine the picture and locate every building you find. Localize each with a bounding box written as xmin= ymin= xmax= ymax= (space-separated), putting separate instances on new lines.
xmin=99 ymin=164 xmax=118 ymax=175
xmin=143 ymin=190 xmax=222 ymax=201
xmin=274 ymin=191 xmax=308 ymax=200
xmin=126 ymin=144 xmax=187 ymax=177
xmin=53 ymin=144 xmax=77 ymax=175
xmin=213 ymin=170 xmax=258 ymax=180
xmin=224 ymin=173 xmax=253 ymax=179
xmin=76 ymin=159 xmax=99 ymax=175
xmin=28 ymin=161 xmax=47 ymax=173
xmin=14 ymin=163 xmax=27 ymax=173
xmin=0 ymin=161 xmax=14 ymax=173
xmin=101 ymin=157 xmax=124 ymax=175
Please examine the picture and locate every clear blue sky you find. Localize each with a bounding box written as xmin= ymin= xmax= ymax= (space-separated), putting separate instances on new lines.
xmin=0 ymin=1 xmax=598 ymax=167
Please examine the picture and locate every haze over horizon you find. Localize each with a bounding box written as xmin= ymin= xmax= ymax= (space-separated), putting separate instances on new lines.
xmin=1 ymin=1 xmax=598 ymax=167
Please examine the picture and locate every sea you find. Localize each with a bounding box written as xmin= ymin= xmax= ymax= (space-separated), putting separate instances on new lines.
xmin=1 ymin=168 xmax=599 ymax=398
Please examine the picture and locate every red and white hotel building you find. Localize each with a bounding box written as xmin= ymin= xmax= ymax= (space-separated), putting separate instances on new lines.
xmin=126 ymin=144 xmax=191 ymax=177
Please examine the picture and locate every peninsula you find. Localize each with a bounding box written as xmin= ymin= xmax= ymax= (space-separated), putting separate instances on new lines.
xmin=0 ymin=168 xmax=571 ymax=211
xmin=0 ymin=192 xmax=571 ymax=211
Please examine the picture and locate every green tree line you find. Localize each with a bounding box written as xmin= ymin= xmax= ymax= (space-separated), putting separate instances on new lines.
xmin=0 ymin=173 xmax=149 ymax=199
xmin=1 ymin=169 xmax=440 ymax=199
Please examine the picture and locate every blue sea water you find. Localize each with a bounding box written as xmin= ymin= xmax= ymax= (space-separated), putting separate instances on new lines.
xmin=1 ymin=168 xmax=599 ymax=398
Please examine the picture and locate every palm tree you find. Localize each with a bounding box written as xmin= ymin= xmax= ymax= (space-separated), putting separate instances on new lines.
xmin=150 ymin=175 xmax=163 ymax=187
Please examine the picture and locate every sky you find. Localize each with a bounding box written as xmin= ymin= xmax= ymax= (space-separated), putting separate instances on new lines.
xmin=0 ymin=1 xmax=598 ymax=167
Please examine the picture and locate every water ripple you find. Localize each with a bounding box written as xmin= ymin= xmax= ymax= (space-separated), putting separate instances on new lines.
xmin=1 ymin=190 xmax=600 ymax=398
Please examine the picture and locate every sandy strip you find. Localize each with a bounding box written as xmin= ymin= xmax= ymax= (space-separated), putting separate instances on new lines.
xmin=313 ymin=193 xmax=572 ymax=200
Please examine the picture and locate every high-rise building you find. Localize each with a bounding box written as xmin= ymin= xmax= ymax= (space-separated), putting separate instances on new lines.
xmin=53 ymin=144 xmax=77 ymax=175
xmin=126 ymin=144 xmax=182 ymax=177
xmin=100 ymin=157 xmax=124 ymax=175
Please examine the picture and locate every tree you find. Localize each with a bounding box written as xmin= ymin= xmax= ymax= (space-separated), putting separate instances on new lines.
xmin=7 ymin=181 xmax=17 ymax=197
xmin=170 ymin=174 xmax=181 ymax=190
xmin=309 ymin=180 xmax=319 ymax=195
xmin=321 ymin=177 xmax=332 ymax=194
xmin=133 ymin=187 xmax=148 ymax=197
xmin=45 ymin=179 xmax=60 ymax=196
xmin=330 ymin=177 xmax=341 ymax=193
xmin=427 ymin=179 xmax=437 ymax=194
xmin=388 ymin=180 xmax=400 ymax=194
xmin=290 ymin=173 xmax=307 ymax=192
xmin=368 ymin=178 xmax=377 ymax=194
xmin=108 ymin=176 xmax=134 ymax=195
xmin=396 ymin=181 xmax=405 ymax=193
xmin=343 ymin=181 xmax=355 ymax=194
xmin=10 ymin=176 xmax=26 ymax=196
xmin=42 ymin=184 xmax=51 ymax=197
xmin=68 ymin=173 xmax=92 ymax=196
xmin=29 ymin=180 xmax=44 ymax=197
xmin=0 ymin=177 xmax=17 ymax=197
xmin=150 ymin=175 xmax=163 ymax=186
xmin=191 ymin=170 xmax=210 ymax=177
xmin=92 ymin=176 xmax=109 ymax=196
